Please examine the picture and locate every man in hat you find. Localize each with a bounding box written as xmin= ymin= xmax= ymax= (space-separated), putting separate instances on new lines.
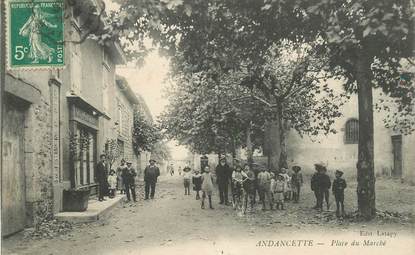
xmin=332 ymin=170 xmax=347 ymax=217
xmin=122 ymin=161 xmax=137 ymax=202
xmin=291 ymin=166 xmax=303 ymax=203
xmin=168 ymin=163 xmax=175 ymax=176
xmin=144 ymin=158 xmax=160 ymax=199
xmin=311 ymin=162 xmax=331 ymax=211
xmin=215 ymin=155 xmax=232 ymax=205
xmin=96 ymin=154 xmax=108 ymax=202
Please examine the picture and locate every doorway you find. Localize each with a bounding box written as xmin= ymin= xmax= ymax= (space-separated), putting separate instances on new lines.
xmin=391 ymin=135 xmax=403 ymax=177
xmin=2 ymin=95 xmax=28 ymax=236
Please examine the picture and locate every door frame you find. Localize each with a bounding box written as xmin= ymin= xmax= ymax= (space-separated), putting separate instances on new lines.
xmin=391 ymin=135 xmax=403 ymax=177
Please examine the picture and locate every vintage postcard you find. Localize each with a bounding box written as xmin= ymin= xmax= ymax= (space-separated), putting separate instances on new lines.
xmin=1 ymin=0 xmax=414 ymax=254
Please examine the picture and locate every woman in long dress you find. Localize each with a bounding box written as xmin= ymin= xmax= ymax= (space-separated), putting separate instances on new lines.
xmin=19 ymin=4 xmax=57 ymax=63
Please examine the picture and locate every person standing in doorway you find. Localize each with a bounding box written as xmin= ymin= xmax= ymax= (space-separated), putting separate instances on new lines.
xmin=123 ymin=161 xmax=137 ymax=202
xmin=215 ymin=155 xmax=232 ymax=205
xmin=96 ymin=154 xmax=108 ymax=202
xmin=144 ymin=159 xmax=160 ymax=200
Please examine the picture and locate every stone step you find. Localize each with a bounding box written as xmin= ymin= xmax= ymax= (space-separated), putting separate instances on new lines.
xmin=55 ymin=195 xmax=125 ymax=224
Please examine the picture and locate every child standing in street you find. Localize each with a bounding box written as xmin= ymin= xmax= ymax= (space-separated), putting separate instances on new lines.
xmin=201 ymin=165 xmax=214 ymax=209
xmin=332 ymin=170 xmax=347 ymax=217
xmin=107 ymin=170 xmax=117 ymax=198
xmin=321 ymin=167 xmax=331 ymax=210
xmin=242 ymin=164 xmax=256 ymax=214
xmin=272 ymin=174 xmax=286 ymax=210
xmin=232 ymin=165 xmax=247 ymax=210
xmin=183 ymin=166 xmax=192 ymax=195
xmin=192 ymin=170 xmax=202 ymax=200
xmin=291 ymin=166 xmax=303 ymax=203
xmin=257 ymin=168 xmax=273 ymax=211
xmin=280 ymin=168 xmax=291 ymax=201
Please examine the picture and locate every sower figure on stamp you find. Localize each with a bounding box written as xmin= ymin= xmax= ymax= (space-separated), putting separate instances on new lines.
xmin=122 ymin=161 xmax=137 ymax=202
xmin=215 ymin=155 xmax=232 ymax=205
xmin=144 ymin=158 xmax=160 ymax=200
xmin=19 ymin=4 xmax=57 ymax=63
xmin=96 ymin=154 xmax=108 ymax=202
xmin=332 ymin=170 xmax=347 ymax=217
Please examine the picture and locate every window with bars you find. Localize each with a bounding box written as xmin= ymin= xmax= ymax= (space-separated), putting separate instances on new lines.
xmin=344 ymin=118 xmax=359 ymax=144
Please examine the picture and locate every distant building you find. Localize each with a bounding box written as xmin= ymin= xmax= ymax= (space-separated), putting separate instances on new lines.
xmin=284 ymin=87 xmax=415 ymax=183
xmin=114 ymin=76 xmax=152 ymax=175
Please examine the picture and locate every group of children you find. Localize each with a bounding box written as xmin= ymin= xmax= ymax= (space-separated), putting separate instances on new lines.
xmin=181 ymin=162 xmax=347 ymax=218
xmin=256 ymin=166 xmax=303 ymax=211
xmin=106 ymin=159 xmax=138 ymax=201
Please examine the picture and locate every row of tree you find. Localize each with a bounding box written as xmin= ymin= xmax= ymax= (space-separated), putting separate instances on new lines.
xmin=96 ymin=0 xmax=414 ymax=219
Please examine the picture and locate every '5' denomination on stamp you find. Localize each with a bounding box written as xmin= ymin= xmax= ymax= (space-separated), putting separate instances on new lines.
xmin=7 ymin=0 xmax=64 ymax=69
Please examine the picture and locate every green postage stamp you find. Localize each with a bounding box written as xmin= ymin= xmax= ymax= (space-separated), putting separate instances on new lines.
xmin=7 ymin=0 xmax=64 ymax=69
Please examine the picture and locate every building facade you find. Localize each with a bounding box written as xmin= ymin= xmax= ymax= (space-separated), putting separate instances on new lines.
xmin=1 ymin=0 xmax=128 ymax=236
xmin=284 ymin=88 xmax=415 ymax=183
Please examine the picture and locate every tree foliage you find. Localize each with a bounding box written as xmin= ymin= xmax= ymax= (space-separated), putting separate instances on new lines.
xmin=104 ymin=138 xmax=121 ymax=170
xmin=132 ymin=110 xmax=160 ymax=155
xmin=159 ymin=69 xmax=266 ymax=155
xmin=149 ymin=141 xmax=172 ymax=163
xmin=103 ymin=0 xmax=415 ymax=219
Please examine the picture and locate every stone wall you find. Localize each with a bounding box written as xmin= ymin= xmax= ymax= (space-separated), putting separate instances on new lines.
xmin=5 ymin=71 xmax=56 ymax=227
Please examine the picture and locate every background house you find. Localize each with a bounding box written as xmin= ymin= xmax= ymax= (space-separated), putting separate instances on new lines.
xmin=251 ymin=85 xmax=415 ymax=183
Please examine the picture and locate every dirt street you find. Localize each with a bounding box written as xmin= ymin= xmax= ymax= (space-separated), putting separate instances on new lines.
xmin=3 ymin=175 xmax=415 ymax=255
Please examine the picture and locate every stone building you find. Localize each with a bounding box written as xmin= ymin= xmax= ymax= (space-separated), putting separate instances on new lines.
xmin=113 ymin=75 xmax=152 ymax=175
xmin=284 ymin=86 xmax=415 ymax=183
xmin=1 ymin=0 xmax=126 ymax=236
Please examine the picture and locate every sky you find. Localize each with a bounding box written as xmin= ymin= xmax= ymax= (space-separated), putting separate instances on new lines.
xmin=116 ymin=52 xmax=189 ymax=160
xmin=116 ymin=53 xmax=170 ymax=117
xmin=105 ymin=0 xmax=189 ymax=160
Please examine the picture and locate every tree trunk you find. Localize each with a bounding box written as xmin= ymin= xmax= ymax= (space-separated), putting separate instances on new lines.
xmin=265 ymin=120 xmax=281 ymax=171
xmin=230 ymin=133 xmax=236 ymax=160
xmin=277 ymin=105 xmax=288 ymax=170
xmin=246 ymin=121 xmax=253 ymax=167
xmin=356 ymin=56 xmax=376 ymax=220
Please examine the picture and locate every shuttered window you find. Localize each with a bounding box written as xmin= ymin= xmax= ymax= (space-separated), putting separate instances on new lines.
xmin=345 ymin=119 xmax=359 ymax=144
